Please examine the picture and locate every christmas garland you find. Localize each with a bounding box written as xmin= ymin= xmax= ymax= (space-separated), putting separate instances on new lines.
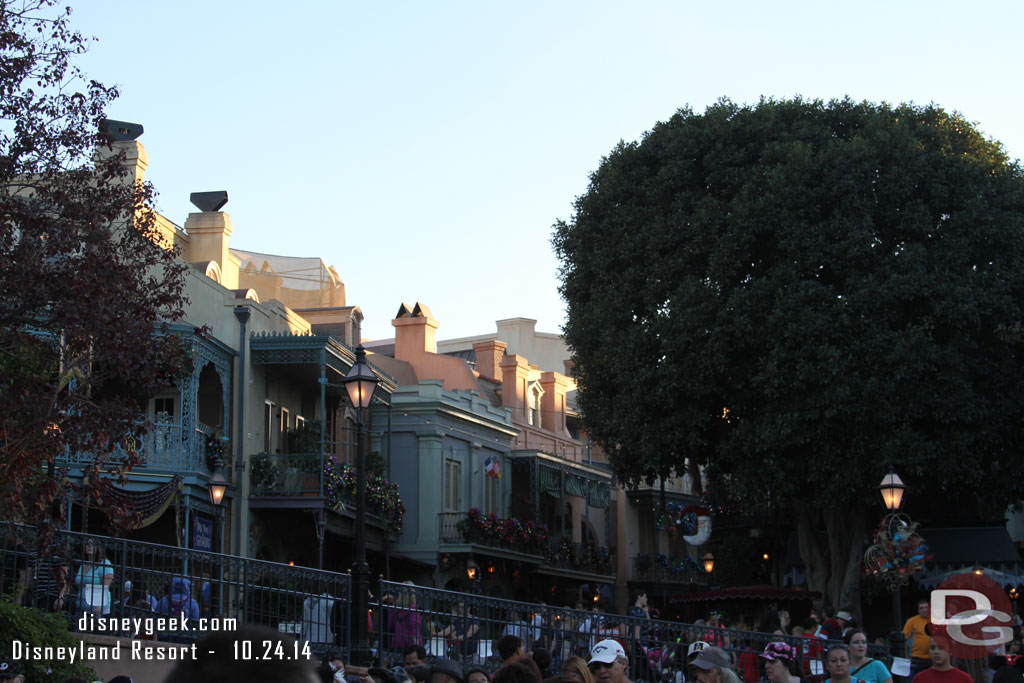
xmin=204 ymin=431 xmax=229 ymax=471
xmin=465 ymin=507 xmax=548 ymax=553
xmin=323 ymin=456 xmax=406 ymax=535
xmin=658 ymin=553 xmax=706 ymax=575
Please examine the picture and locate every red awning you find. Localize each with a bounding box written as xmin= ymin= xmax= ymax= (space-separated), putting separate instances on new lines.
xmin=669 ymin=585 xmax=821 ymax=604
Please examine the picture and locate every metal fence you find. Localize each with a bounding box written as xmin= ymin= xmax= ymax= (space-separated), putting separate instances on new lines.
xmin=1 ymin=524 xmax=889 ymax=681
xmin=0 ymin=523 xmax=350 ymax=657
xmin=370 ymin=581 xmax=891 ymax=682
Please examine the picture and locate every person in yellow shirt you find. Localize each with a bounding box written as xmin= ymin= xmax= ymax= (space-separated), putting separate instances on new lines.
xmin=903 ymin=599 xmax=932 ymax=677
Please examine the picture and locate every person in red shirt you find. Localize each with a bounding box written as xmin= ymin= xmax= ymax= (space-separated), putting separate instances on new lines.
xmin=911 ymin=639 xmax=972 ymax=683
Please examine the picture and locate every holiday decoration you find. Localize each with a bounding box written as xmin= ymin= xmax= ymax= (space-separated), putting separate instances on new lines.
xmin=655 ymin=503 xmax=713 ymax=545
xmin=323 ymin=455 xmax=406 ymax=535
xmin=462 ymin=507 xmax=548 ymax=553
xmin=204 ymin=431 xmax=229 ymax=472
xmin=657 ymin=553 xmax=705 ymax=575
xmin=863 ymin=513 xmax=932 ymax=588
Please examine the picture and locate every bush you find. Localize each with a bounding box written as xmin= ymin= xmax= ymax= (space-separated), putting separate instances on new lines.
xmin=0 ymin=597 xmax=97 ymax=681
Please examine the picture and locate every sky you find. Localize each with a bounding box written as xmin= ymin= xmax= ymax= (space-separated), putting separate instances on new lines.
xmin=70 ymin=1 xmax=1024 ymax=342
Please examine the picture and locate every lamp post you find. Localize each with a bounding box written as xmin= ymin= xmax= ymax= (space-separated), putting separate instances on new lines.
xmin=865 ymin=471 xmax=913 ymax=660
xmin=342 ymin=345 xmax=378 ymax=667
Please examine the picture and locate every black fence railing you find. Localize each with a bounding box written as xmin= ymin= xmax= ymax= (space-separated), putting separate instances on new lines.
xmin=1 ymin=524 xmax=889 ymax=681
xmin=0 ymin=523 xmax=351 ymax=657
xmin=369 ymin=581 xmax=891 ymax=681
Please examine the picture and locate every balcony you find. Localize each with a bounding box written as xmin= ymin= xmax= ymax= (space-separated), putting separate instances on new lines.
xmin=249 ymin=453 xmax=404 ymax=536
xmin=438 ymin=510 xmax=546 ymax=562
xmin=632 ymin=552 xmax=710 ymax=584
xmin=56 ymin=416 xmax=209 ymax=473
xmin=546 ymin=537 xmax=613 ymax=576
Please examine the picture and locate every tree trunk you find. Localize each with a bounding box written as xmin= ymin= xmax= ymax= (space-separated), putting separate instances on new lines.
xmin=794 ymin=501 xmax=828 ymax=602
xmin=823 ymin=506 xmax=867 ymax=619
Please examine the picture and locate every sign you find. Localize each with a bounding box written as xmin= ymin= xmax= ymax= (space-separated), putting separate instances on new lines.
xmin=931 ymin=572 xmax=1013 ymax=658
xmin=193 ymin=515 xmax=214 ymax=552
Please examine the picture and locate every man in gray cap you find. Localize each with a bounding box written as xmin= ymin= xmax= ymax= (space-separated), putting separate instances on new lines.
xmin=431 ymin=658 xmax=465 ymax=683
xmin=689 ymin=646 xmax=739 ymax=683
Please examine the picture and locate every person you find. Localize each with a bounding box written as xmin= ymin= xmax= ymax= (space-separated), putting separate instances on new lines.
xmin=820 ymin=607 xmax=845 ymax=641
xmin=506 ymin=611 xmax=532 ymax=646
xmin=432 ymin=658 xmax=466 ymax=683
xmin=74 ymin=537 xmax=113 ymax=618
xmin=0 ymin=659 xmax=23 ymax=683
xmin=388 ymin=582 xmax=424 ymax=651
xmin=493 ymin=661 xmax=541 ymax=683
xmin=158 ymin=576 xmax=201 ymax=620
xmin=705 ymin=612 xmax=730 ymax=649
xmin=760 ymin=642 xmax=803 ymax=683
xmin=162 ymin=624 xmax=318 ymax=683
xmin=534 ymin=648 xmax=553 ymax=679
xmin=903 ymin=600 xmax=932 ymax=678
xmin=844 ymin=629 xmax=891 ymax=683
xmin=404 ymin=645 xmax=427 ymax=669
xmin=910 ymin=639 xmax=972 ymax=683
xmin=435 ymin=602 xmax=480 ymax=658
xmin=690 ymin=646 xmax=740 ymax=683
xmin=562 ymin=656 xmax=596 ymax=683
xmin=498 ymin=635 xmax=527 ymax=664
xmin=466 ymin=668 xmax=491 ymax=683
xmin=32 ymin=550 xmax=70 ymax=612
xmin=824 ymin=645 xmax=856 ymax=683
xmin=588 ymin=639 xmax=632 ymax=683
xmin=630 ymin=592 xmax=651 ymax=642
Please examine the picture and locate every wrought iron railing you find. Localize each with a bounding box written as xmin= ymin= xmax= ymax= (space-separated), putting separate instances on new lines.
xmin=1 ymin=523 xmax=892 ymax=679
xmin=249 ymin=453 xmax=323 ymax=497
xmin=546 ymin=538 xmax=613 ymax=575
xmin=55 ymin=415 xmax=210 ymax=472
xmin=438 ymin=512 xmax=547 ymax=557
xmin=0 ymin=523 xmax=351 ymax=656
xmin=370 ymin=580 xmax=892 ymax=680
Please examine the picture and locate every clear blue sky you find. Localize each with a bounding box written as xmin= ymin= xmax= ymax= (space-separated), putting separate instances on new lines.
xmin=72 ymin=1 xmax=1023 ymax=341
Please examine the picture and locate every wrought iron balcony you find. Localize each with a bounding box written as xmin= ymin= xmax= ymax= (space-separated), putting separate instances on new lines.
xmin=56 ymin=416 xmax=208 ymax=473
xmin=438 ymin=510 xmax=547 ymax=558
xmin=250 ymin=453 xmax=323 ymax=497
xmin=546 ymin=538 xmax=613 ymax=575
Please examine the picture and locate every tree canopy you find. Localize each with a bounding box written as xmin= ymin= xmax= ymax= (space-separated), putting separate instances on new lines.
xmin=0 ymin=0 xmax=189 ymax=533
xmin=553 ymin=97 xmax=1024 ymax=605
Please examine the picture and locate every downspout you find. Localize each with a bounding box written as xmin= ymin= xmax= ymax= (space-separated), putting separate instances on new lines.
xmin=232 ymin=306 xmax=250 ymax=558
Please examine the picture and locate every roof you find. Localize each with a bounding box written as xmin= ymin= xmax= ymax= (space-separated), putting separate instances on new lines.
xmin=670 ymin=586 xmax=821 ymax=604
xmin=921 ymin=527 xmax=1021 ymax=566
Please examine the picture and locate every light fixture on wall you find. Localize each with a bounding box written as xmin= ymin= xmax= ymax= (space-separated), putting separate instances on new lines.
xmin=703 ymin=552 xmax=715 ymax=574
xmin=207 ymin=458 xmax=229 ymax=506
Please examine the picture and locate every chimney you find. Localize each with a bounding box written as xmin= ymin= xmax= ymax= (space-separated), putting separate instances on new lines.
xmin=473 ymin=340 xmax=507 ymax=382
xmin=184 ymin=191 xmax=237 ymax=289
xmin=539 ymin=372 xmax=569 ymax=435
xmin=393 ymin=302 xmax=439 ymax=360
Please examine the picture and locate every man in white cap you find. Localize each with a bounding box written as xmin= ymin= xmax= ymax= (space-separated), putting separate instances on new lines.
xmin=589 ymin=639 xmax=631 ymax=683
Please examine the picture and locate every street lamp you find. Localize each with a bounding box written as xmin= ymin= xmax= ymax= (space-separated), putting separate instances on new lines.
xmin=864 ymin=470 xmax=923 ymax=660
xmin=207 ymin=458 xmax=229 ymax=506
xmin=342 ymin=345 xmax=378 ymax=667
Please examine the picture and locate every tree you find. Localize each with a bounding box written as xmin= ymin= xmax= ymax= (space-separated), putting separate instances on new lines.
xmin=0 ymin=0 xmax=189 ymax=536
xmin=553 ymin=97 xmax=1024 ymax=610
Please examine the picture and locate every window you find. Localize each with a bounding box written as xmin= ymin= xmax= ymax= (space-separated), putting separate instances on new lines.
xmin=295 ymin=415 xmax=306 ymax=430
xmin=264 ymin=401 xmax=274 ymax=453
xmin=484 ymin=470 xmax=499 ymax=514
xmin=280 ymin=408 xmax=290 ymax=452
xmin=445 ymin=459 xmax=461 ymax=511
xmin=528 ymin=383 xmax=542 ymax=427
xmin=154 ymin=397 xmax=175 ymax=418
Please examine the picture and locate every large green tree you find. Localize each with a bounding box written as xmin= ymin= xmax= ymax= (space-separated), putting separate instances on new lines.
xmin=553 ymin=97 xmax=1024 ymax=610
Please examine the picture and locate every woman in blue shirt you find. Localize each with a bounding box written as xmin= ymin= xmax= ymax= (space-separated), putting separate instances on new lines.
xmin=845 ymin=629 xmax=892 ymax=683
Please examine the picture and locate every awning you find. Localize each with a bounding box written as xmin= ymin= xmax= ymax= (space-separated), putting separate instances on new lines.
xmin=670 ymin=585 xmax=821 ymax=604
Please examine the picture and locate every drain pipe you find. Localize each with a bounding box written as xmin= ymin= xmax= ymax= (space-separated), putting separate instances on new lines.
xmin=232 ymin=306 xmax=251 ymax=558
